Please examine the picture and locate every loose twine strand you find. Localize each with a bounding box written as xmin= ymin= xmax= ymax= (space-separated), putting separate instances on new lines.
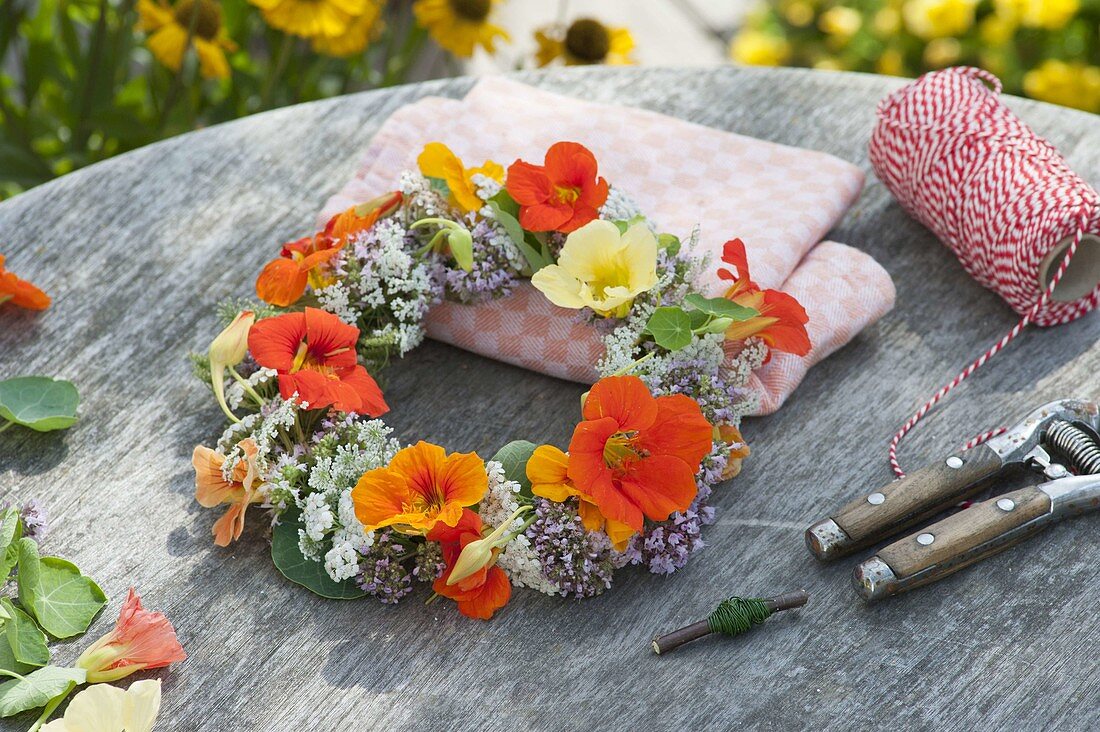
xmin=868 ymin=67 xmax=1100 ymax=478
xmin=707 ymin=596 xmax=773 ymax=636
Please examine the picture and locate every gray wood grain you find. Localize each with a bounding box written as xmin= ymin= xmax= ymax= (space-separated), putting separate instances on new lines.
xmin=1 ymin=66 xmax=1099 ymax=731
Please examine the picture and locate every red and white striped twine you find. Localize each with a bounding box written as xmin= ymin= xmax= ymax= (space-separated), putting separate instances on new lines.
xmin=868 ymin=67 xmax=1100 ymax=478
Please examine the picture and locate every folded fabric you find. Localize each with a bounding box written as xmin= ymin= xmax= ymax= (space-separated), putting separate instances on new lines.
xmin=321 ymin=77 xmax=895 ymax=414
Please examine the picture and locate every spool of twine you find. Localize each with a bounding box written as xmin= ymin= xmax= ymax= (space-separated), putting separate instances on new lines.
xmin=868 ymin=67 xmax=1100 ymax=476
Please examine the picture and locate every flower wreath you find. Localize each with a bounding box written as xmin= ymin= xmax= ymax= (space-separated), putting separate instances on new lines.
xmin=190 ymin=141 xmax=811 ymax=620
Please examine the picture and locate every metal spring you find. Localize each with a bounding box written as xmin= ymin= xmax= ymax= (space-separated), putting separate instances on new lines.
xmin=1045 ymin=420 xmax=1100 ymax=475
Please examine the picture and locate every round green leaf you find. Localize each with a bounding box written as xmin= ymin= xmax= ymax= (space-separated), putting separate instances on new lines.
xmin=645 ymin=306 xmax=694 ymax=351
xmin=16 ymin=540 xmax=107 ymax=639
xmin=490 ymin=440 xmax=538 ymax=497
xmin=1 ymin=599 xmax=48 ymax=668
xmin=0 ymin=377 xmax=79 ymax=432
xmin=271 ymin=509 xmax=367 ymax=600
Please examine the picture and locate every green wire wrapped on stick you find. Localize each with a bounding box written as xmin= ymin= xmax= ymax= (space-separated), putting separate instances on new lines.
xmin=652 ymin=590 xmax=809 ymax=655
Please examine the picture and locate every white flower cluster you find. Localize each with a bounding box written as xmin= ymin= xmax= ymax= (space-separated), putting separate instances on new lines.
xmin=478 ymin=461 xmax=559 ymax=596
xmin=215 ymin=395 xmax=303 ymax=492
xmin=341 ymin=218 xmax=436 ymax=359
xmin=599 ymin=186 xmax=653 ymax=229
xmin=315 ymin=281 xmax=357 ymax=325
xmin=296 ymin=420 xmax=401 ymax=583
xmin=399 ymin=170 xmax=451 ymax=218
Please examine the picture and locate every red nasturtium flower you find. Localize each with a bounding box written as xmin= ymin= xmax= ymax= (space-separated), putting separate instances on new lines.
xmin=76 ymin=588 xmax=186 ymax=683
xmin=567 ymin=376 xmax=713 ymax=532
xmin=428 ymin=509 xmax=511 ymax=620
xmin=0 ymin=254 xmax=50 ymax=310
xmin=256 ymin=191 xmax=402 ymax=307
xmin=718 ymin=238 xmax=810 ymax=359
xmin=247 ymin=307 xmax=388 ymax=416
xmin=505 ymin=141 xmax=609 ymax=233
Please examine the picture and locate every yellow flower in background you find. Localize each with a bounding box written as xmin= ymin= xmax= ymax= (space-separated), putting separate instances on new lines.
xmin=249 ymin=0 xmax=372 ymax=39
xmin=1024 ymin=59 xmax=1100 ymax=113
xmin=417 ymin=142 xmax=503 ymax=214
xmin=413 ymin=0 xmax=509 ymax=58
xmin=782 ymin=1 xmax=815 ymax=28
xmin=729 ymin=29 xmax=790 ymax=66
xmin=136 ymin=0 xmax=236 ymax=79
xmin=876 ymin=47 xmax=905 ymax=76
xmin=818 ymin=6 xmax=861 ymax=38
xmin=979 ymin=13 xmax=1016 ymax=45
xmin=872 ymin=7 xmax=902 ymax=37
xmin=531 ymin=220 xmax=658 ymax=318
xmin=534 ymin=18 xmax=635 ymax=66
xmin=902 ymin=0 xmax=978 ymax=39
xmin=995 ymin=0 xmax=1078 ymax=30
xmin=923 ymin=37 xmax=961 ymax=68
xmin=311 ymin=0 xmax=383 ymax=56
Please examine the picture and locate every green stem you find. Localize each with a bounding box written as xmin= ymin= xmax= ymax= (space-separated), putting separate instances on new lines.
xmin=228 ymin=366 xmax=265 ymax=406
xmin=73 ymin=0 xmax=110 ymax=151
xmin=28 ymin=687 xmax=72 ymax=732
xmin=0 ymin=669 xmax=27 ymax=681
xmin=0 ymin=420 xmax=13 ymax=433
xmin=261 ymin=33 xmax=294 ymax=109
xmin=156 ymin=0 xmax=200 ymax=132
xmin=613 ymin=350 xmax=656 ymax=376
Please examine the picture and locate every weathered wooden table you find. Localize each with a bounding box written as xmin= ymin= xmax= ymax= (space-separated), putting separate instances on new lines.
xmin=2 ymin=67 xmax=1099 ymax=731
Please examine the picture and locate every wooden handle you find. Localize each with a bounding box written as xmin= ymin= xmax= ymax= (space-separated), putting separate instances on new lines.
xmin=877 ymin=485 xmax=1051 ymax=579
xmin=831 ymin=444 xmax=1003 ymax=546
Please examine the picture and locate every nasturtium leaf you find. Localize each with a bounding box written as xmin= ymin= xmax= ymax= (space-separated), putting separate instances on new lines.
xmin=0 ymin=509 xmax=21 ymax=579
xmin=271 ymin=509 xmax=366 ymax=600
xmin=0 ymin=635 xmax=35 ymax=677
xmin=658 ymin=233 xmax=681 ymax=256
xmin=0 ymin=377 xmax=79 ymax=432
xmin=682 ymin=293 xmax=758 ymax=321
xmin=0 ymin=665 xmax=85 ymax=718
xmin=490 ymin=440 xmax=538 ymax=498
xmin=0 ymin=600 xmax=48 ymax=668
xmin=16 ymin=539 xmax=107 ymax=639
xmin=645 ymin=307 xmax=695 ymax=351
xmin=485 ymin=199 xmax=549 ymax=274
xmin=488 ymin=189 xmax=520 ymax=218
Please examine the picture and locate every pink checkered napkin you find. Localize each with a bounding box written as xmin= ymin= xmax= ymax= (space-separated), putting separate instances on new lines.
xmin=321 ymin=78 xmax=895 ymax=414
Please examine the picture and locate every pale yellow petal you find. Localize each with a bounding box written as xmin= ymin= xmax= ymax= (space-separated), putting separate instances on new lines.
xmin=557 ymin=219 xmax=622 ymax=282
xmin=62 ymin=684 xmax=129 ymax=732
xmin=620 ymin=222 xmax=658 ymax=293
xmin=125 ymin=680 xmax=163 ymax=732
xmin=531 ymin=264 xmax=588 ymax=310
xmin=147 ymin=24 xmax=189 ymax=71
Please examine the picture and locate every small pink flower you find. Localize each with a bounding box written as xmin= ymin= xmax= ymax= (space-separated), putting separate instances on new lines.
xmin=76 ymin=589 xmax=186 ymax=683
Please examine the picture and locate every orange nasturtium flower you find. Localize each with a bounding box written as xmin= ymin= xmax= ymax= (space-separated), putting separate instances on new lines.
xmin=75 ymin=588 xmax=186 ymax=683
xmin=718 ymin=238 xmax=810 ymax=359
xmin=427 ymin=508 xmax=511 ymax=620
xmin=255 ymin=191 xmax=401 ymax=307
xmin=417 ymin=142 xmax=504 ymax=214
xmin=567 ymin=376 xmax=713 ymax=532
xmin=352 ymin=441 xmax=488 ymax=535
xmin=527 ymin=444 xmax=635 ymax=551
xmin=0 ymin=254 xmax=50 ymax=310
xmin=192 ymin=438 xmax=266 ymax=546
xmin=247 ymin=307 xmax=389 ymax=416
xmin=505 ymin=141 xmax=609 ymax=233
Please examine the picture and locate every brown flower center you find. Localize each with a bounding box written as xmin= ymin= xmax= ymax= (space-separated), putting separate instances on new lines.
xmin=565 ymin=18 xmax=610 ymax=63
xmin=449 ymin=0 xmax=491 ymax=22
xmin=173 ymin=0 xmax=222 ymax=41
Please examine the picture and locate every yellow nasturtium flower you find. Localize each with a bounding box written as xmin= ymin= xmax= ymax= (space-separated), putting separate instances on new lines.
xmin=136 ymin=0 xmax=237 ymax=79
xmin=1023 ymin=60 xmax=1100 ymax=113
xmin=417 ymin=142 xmax=504 ymax=214
xmin=531 ymin=220 xmax=658 ymax=318
xmin=902 ymin=0 xmax=978 ymax=40
xmin=41 ymin=680 xmax=161 ymax=732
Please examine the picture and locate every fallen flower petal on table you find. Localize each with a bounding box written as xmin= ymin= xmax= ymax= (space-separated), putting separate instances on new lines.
xmin=76 ymin=589 xmax=186 ymax=683
xmin=41 ymin=679 xmax=162 ymax=732
xmin=0 ymin=254 xmax=51 ymax=310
